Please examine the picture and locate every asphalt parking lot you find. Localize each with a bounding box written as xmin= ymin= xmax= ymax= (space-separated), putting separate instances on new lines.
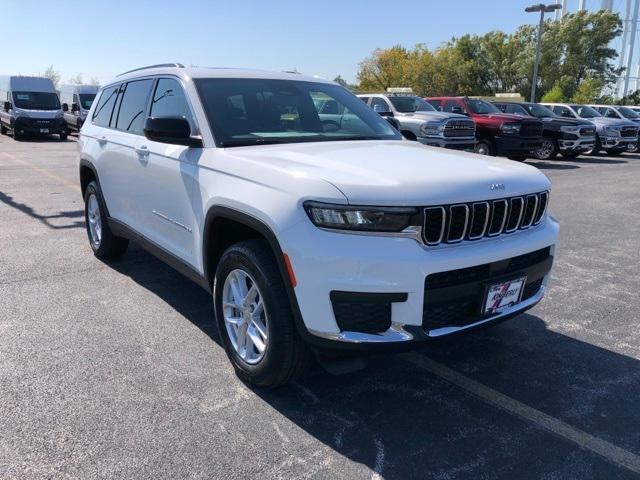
xmin=1 ymin=135 xmax=639 ymax=480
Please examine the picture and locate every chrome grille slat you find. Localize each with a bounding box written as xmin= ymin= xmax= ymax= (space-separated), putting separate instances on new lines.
xmin=420 ymin=191 xmax=548 ymax=246
xmin=446 ymin=205 xmax=469 ymax=243
xmin=423 ymin=207 xmax=446 ymax=245
xmin=468 ymin=202 xmax=490 ymax=240
xmin=520 ymin=195 xmax=538 ymax=229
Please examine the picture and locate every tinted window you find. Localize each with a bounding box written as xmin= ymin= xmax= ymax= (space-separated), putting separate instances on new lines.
xmin=78 ymin=94 xmax=95 ymax=110
xmin=359 ymin=96 xmax=370 ymax=104
xmin=443 ymin=100 xmax=463 ymax=113
xmin=370 ymin=97 xmax=390 ymax=112
xmin=12 ymin=92 xmax=60 ymax=110
xmin=194 ymin=78 xmax=399 ymax=147
xmin=388 ymin=96 xmax=435 ymax=112
xmin=92 ymin=85 xmax=119 ymax=127
xmin=425 ymin=99 xmax=442 ymax=110
xmin=115 ymin=79 xmax=154 ymax=134
xmin=466 ymin=99 xmax=500 ymax=114
xmin=150 ymin=78 xmax=194 ymax=127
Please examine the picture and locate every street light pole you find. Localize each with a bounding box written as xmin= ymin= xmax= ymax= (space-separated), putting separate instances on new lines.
xmin=526 ymin=4 xmax=562 ymax=102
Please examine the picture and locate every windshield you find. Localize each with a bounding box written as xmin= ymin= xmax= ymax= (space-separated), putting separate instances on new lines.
xmin=466 ymin=99 xmax=500 ymax=114
xmin=78 ymin=94 xmax=96 ymax=110
xmin=617 ymin=106 xmax=639 ymax=119
xmin=570 ymin=105 xmax=602 ymax=118
xmin=388 ymin=96 xmax=436 ymax=113
xmin=12 ymin=91 xmax=60 ymax=110
xmin=195 ymin=78 xmax=401 ymax=147
xmin=524 ymin=104 xmax=556 ymax=118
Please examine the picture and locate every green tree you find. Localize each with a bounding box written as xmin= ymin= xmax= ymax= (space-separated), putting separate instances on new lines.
xmin=570 ymin=76 xmax=605 ymax=103
xmin=541 ymin=83 xmax=565 ymax=102
xmin=42 ymin=65 xmax=61 ymax=89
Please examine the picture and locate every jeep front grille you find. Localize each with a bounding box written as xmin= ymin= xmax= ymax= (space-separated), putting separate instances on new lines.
xmin=422 ymin=192 xmax=549 ymax=246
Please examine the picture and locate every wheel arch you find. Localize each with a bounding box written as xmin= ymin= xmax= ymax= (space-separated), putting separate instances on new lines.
xmin=202 ymin=206 xmax=310 ymax=339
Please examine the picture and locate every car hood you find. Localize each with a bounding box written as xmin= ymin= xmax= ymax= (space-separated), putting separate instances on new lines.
xmin=13 ymin=108 xmax=62 ymax=119
xmin=539 ymin=116 xmax=592 ymax=127
xmin=224 ymin=140 xmax=550 ymax=205
xmin=399 ymin=111 xmax=469 ymax=122
xmin=583 ymin=116 xmax=635 ymax=127
xmin=474 ymin=112 xmax=526 ymax=122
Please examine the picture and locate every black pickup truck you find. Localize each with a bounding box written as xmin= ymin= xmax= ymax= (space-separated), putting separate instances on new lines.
xmin=492 ymin=102 xmax=597 ymax=160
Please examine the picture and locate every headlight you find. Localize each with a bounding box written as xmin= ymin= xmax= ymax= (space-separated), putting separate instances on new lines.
xmin=304 ymin=201 xmax=418 ymax=232
xmin=604 ymin=126 xmax=620 ymax=136
xmin=560 ymin=125 xmax=581 ymax=134
xmin=420 ymin=122 xmax=444 ymax=136
xmin=500 ymin=122 xmax=521 ymax=134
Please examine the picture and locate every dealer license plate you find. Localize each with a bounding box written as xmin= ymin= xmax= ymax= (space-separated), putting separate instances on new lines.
xmin=483 ymin=276 xmax=526 ymax=315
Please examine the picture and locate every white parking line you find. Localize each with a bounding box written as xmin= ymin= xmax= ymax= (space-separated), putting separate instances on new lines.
xmin=406 ymin=353 xmax=640 ymax=474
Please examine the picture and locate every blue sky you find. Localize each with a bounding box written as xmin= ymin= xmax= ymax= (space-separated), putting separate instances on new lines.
xmin=2 ymin=0 xmax=587 ymax=85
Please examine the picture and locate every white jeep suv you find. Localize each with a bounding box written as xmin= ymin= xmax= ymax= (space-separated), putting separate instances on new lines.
xmin=78 ymin=64 xmax=559 ymax=386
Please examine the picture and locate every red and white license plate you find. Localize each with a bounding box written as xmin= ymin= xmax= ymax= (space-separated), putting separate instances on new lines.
xmin=483 ymin=276 xmax=526 ymax=315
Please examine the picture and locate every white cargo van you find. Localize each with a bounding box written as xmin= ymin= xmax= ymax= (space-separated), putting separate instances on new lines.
xmin=59 ymin=84 xmax=99 ymax=133
xmin=0 ymin=76 xmax=67 ymax=140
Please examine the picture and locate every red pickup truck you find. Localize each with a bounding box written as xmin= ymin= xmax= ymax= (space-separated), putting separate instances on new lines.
xmin=425 ymin=97 xmax=544 ymax=160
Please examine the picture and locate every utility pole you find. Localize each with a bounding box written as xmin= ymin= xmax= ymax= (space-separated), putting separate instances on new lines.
xmin=526 ymin=4 xmax=562 ymax=102
xmin=624 ymin=0 xmax=640 ymax=97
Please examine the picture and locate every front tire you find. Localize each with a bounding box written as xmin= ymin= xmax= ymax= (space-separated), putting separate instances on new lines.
xmin=586 ymin=136 xmax=601 ymax=156
xmin=214 ymin=240 xmax=309 ymax=387
xmin=536 ymin=137 xmax=558 ymax=160
xmin=0 ymin=124 xmax=7 ymax=135
xmin=474 ymin=138 xmax=495 ymax=156
xmin=59 ymin=131 xmax=68 ymax=141
xmin=84 ymin=181 xmax=128 ymax=259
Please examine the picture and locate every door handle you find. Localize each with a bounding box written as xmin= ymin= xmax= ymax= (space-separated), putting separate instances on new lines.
xmin=97 ymin=136 xmax=107 ymax=146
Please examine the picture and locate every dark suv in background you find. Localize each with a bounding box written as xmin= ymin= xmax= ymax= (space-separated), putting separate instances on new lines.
xmin=492 ymin=102 xmax=596 ymax=160
xmin=425 ymin=97 xmax=543 ymax=160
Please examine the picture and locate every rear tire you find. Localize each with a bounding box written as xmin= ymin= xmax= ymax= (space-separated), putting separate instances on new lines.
xmin=84 ymin=181 xmax=128 ymax=259
xmin=214 ymin=240 xmax=310 ymax=387
xmin=59 ymin=131 xmax=68 ymax=141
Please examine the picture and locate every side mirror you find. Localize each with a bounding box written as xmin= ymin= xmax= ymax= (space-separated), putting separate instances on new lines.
xmin=71 ymin=103 xmax=79 ymax=113
xmin=373 ymin=104 xmax=392 ymax=116
xmin=144 ymin=116 xmax=203 ymax=148
xmin=62 ymin=103 xmax=69 ymax=112
xmin=451 ymin=106 xmax=465 ymax=115
xmin=3 ymin=101 xmax=11 ymax=112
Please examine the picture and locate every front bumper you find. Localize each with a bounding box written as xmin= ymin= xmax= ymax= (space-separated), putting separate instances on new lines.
xmin=599 ymin=134 xmax=638 ymax=151
xmin=559 ymin=136 xmax=596 ymax=152
xmin=495 ymin=135 xmax=542 ymax=156
xmin=13 ymin=116 xmax=66 ymax=135
xmin=283 ymin=215 xmax=559 ymax=348
xmin=418 ymin=136 xmax=476 ymax=150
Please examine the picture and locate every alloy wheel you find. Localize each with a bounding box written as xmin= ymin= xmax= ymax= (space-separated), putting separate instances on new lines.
xmin=87 ymin=193 xmax=102 ymax=248
xmin=536 ymin=139 xmax=554 ymax=159
xmin=222 ymin=269 xmax=268 ymax=364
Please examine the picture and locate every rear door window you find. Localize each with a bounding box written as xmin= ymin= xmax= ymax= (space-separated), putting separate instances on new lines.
xmin=115 ymin=79 xmax=154 ymax=134
xmin=92 ymin=85 xmax=120 ymax=127
xmin=370 ymin=97 xmax=390 ymax=112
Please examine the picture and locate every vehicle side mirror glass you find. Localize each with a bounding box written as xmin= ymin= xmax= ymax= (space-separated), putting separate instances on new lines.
xmin=3 ymin=101 xmax=11 ymax=112
xmin=144 ymin=116 xmax=202 ymax=148
xmin=72 ymin=103 xmax=79 ymax=113
xmin=62 ymin=103 xmax=69 ymax=112
xmin=373 ymin=104 xmax=392 ymax=116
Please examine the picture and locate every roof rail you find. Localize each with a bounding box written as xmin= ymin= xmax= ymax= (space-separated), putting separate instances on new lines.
xmin=116 ymin=63 xmax=184 ymax=77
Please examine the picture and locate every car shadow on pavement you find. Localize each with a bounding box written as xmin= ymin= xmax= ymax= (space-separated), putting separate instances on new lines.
xmin=568 ymin=156 xmax=628 ymax=165
xmin=526 ymin=161 xmax=580 ymax=170
xmin=0 ymin=191 xmax=84 ymax=230
xmin=108 ymin=246 xmax=640 ymax=479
